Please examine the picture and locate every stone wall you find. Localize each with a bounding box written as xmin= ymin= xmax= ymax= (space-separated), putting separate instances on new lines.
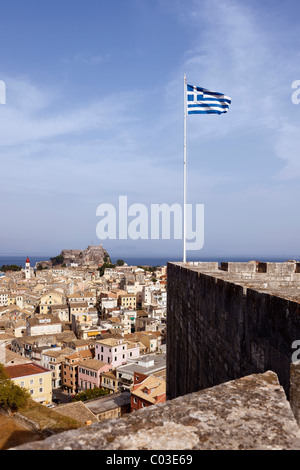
xmin=166 ymin=262 xmax=300 ymax=400
xmin=11 ymin=371 xmax=300 ymax=450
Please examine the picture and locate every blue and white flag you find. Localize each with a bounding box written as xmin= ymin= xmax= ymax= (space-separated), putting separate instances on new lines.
xmin=187 ymin=84 xmax=231 ymax=115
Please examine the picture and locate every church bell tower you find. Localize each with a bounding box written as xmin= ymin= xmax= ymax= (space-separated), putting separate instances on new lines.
xmin=25 ymin=256 xmax=31 ymax=280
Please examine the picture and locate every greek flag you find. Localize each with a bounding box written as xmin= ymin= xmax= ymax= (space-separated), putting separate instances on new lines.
xmin=187 ymin=84 xmax=231 ymax=115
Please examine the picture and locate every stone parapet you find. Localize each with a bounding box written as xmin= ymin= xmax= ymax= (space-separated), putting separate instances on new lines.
xmin=10 ymin=371 xmax=300 ymax=450
xmin=167 ymin=262 xmax=300 ymax=400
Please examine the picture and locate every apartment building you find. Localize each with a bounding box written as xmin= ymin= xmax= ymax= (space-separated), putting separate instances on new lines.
xmin=5 ymin=362 xmax=52 ymax=405
xmin=95 ymin=338 xmax=128 ymax=368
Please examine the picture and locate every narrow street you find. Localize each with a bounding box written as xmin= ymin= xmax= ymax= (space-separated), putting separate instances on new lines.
xmin=52 ymin=389 xmax=72 ymax=404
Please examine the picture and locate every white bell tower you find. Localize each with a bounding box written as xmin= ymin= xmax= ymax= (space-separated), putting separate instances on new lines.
xmin=25 ymin=256 xmax=31 ymax=280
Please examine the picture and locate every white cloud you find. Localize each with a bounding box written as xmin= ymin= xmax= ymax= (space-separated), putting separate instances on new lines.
xmin=0 ymin=77 xmax=140 ymax=147
xmin=61 ymin=52 xmax=108 ymax=66
xmin=165 ymin=0 xmax=300 ymax=183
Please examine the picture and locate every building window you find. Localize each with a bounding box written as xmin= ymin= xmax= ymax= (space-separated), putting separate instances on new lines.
xmin=39 ymin=387 xmax=43 ymax=393
xmin=133 ymin=397 xmax=137 ymax=404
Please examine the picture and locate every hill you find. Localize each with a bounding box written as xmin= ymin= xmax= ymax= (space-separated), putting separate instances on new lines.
xmin=38 ymin=245 xmax=111 ymax=269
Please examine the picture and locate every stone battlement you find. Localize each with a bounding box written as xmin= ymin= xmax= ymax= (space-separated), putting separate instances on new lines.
xmin=175 ymin=260 xmax=300 ymax=302
xmin=167 ymin=261 xmax=300 ymax=401
xmin=11 ymin=371 xmax=300 ymax=450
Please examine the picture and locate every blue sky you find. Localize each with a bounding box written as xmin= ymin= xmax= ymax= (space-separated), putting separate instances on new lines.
xmin=1 ymin=0 xmax=300 ymax=262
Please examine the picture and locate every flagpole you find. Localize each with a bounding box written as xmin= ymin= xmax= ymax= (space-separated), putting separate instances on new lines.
xmin=183 ymin=74 xmax=187 ymax=263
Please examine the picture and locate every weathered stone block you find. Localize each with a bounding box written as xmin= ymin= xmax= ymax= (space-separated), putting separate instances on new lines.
xmin=10 ymin=372 xmax=300 ymax=450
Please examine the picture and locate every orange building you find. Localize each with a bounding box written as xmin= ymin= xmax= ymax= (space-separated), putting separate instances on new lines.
xmin=130 ymin=372 xmax=166 ymax=412
xmin=62 ymin=349 xmax=93 ymax=394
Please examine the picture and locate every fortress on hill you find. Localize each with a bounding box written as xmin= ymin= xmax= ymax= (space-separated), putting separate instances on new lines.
xmin=13 ymin=260 xmax=300 ymax=450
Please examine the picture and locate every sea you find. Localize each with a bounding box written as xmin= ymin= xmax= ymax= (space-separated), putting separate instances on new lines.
xmin=0 ymin=254 xmax=298 ymax=270
xmin=0 ymin=255 xmax=55 ymax=270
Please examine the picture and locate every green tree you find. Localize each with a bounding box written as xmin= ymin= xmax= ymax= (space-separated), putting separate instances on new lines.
xmin=98 ymin=262 xmax=116 ymax=277
xmin=0 ymin=364 xmax=30 ymax=411
xmin=0 ymin=364 xmax=8 ymax=380
xmin=116 ymin=259 xmax=125 ymax=266
xmin=72 ymin=387 xmax=109 ymax=402
xmin=50 ymin=255 xmax=64 ymax=266
xmin=137 ymin=265 xmax=158 ymax=272
xmin=0 ymin=265 xmax=22 ymax=272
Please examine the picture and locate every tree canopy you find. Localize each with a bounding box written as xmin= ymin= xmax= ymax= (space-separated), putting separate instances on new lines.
xmin=0 ymin=265 xmax=22 ymax=272
xmin=72 ymin=387 xmax=109 ymax=402
xmin=98 ymin=262 xmax=116 ymax=277
xmin=0 ymin=364 xmax=30 ymax=411
xmin=50 ymin=255 xmax=65 ymax=266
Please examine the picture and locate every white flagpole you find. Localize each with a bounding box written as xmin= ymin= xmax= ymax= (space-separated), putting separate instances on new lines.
xmin=183 ymin=74 xmax=187 ymax=263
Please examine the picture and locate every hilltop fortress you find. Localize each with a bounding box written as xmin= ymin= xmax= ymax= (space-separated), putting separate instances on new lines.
xmin=60 ymin=245 xmax=111 ymax=267
xmin=38 ymin=244 xmax=111 ymax=269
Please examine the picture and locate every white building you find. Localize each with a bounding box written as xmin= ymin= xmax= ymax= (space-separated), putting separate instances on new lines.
xmin=26 ymin=314 xmax=63 ymax=336
xmin=0 ymin=292 xmax=8 ymax=306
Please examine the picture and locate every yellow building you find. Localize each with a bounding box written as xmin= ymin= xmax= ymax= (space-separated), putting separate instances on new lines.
xmin=39 ymin=291 xmax=64 ymax=313
xmin=119 ymin=294 xmax=136 ymax=310
xmin=101 ymin=370 xmax=119 ymax=394
xmin=5 ymin=362 xmax=52 ymax=405
xmin=7 ymin=294 xmax=23 ymax=307
xmin=7 ymin=294 xmax=16 ymax=306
